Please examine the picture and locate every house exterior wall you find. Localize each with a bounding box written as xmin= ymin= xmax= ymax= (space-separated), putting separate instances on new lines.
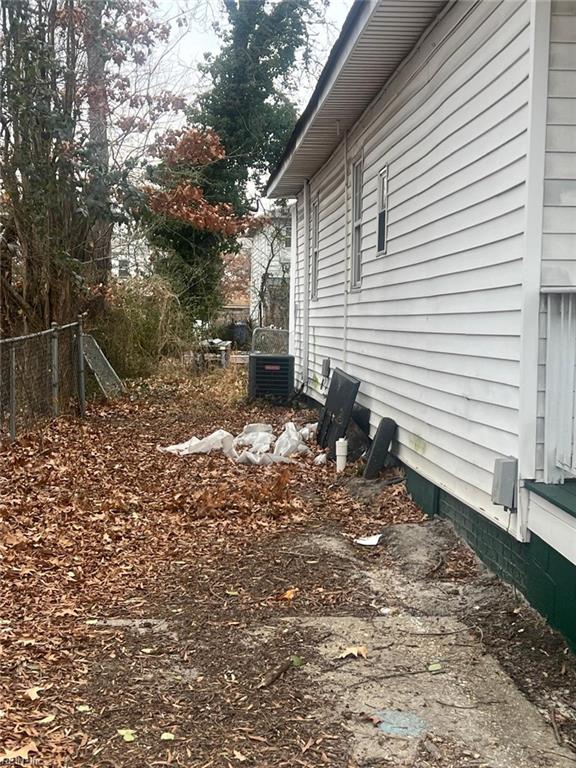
xmin=541 ymin=0 xmax=576 ymax=288
xmin=536 ymin=1 xmax=576 ymax=482
xmin=308 ymin=144 xmax=348 ymax=386
xmin=292 ymin=0 xmax=531 ymax=530
xmin=291 ymin=194 xmax=305 ymax=380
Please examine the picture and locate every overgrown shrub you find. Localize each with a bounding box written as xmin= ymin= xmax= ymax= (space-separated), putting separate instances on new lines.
xmin=94 ymin=276 xmax=196 ymax=379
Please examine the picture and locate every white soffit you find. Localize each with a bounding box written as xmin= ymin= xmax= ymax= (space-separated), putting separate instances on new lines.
xmin=267 ymin=0 xmax=448 ymax=198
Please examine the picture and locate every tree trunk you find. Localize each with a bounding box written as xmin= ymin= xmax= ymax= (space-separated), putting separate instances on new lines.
xmin=83 ymin=0 xmax=112 ymax=280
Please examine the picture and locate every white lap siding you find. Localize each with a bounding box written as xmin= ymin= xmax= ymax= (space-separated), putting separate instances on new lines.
xmin=307 ymin=143 xmax=347 ymax=390
xmin=535 ymin=0 xmax=576 ymax=479
xmin=291 ymin=193 xmax=306 ymax=383
xmin=299 ymin=0 xmax=531 ymax=527
xmin=541 ymin=0 xmax=576 ymax=287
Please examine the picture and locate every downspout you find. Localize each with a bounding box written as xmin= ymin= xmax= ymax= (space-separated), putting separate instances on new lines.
xmin=302 ymin=180 xmax=311 ymax=386
xmin=342 ymin=130 xmax=350 ymax=369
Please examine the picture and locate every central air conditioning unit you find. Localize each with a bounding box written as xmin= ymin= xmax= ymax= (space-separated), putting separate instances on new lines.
xmin=248 ymin=329 xmax=294 ymax=401
xmin=248 ymin=354 xmax=294 ymax=400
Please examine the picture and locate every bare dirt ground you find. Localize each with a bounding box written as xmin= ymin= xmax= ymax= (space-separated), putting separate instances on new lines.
xmin=1 ymin=367 xmax=576 ymax=767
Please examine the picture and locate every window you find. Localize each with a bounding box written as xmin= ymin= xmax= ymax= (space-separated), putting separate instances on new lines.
xmin=311 ymin=198 xmax=319 ymax=299
xmin=118 ymin=259 xmax=130 ymax=279
xmin=377 ymin=166 xmax=388 ymax=254
xmin=352 ymin=159 xmax=363 ymax=287
xmin=544 ymin=293 xmax=576 ymax=482
xmin=282 ymin=222 xmax=291 ymax=249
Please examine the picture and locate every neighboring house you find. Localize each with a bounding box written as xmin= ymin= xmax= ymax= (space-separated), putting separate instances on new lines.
xmin=111 ymin=226 xmax=152 ymax=278
xmin=219 ymin=247 xmax=251 ymax=323
xmin=249 ymin=212 xmax=291 ymax=328
xmin=267 ymin=0 xmax=576 ymax=644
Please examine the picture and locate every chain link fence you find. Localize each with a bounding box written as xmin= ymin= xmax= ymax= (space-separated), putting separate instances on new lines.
xmin=0 ymin=321 xmax=86 ymax=439
xmin=251 ymin=328 xmax=289 ymax=354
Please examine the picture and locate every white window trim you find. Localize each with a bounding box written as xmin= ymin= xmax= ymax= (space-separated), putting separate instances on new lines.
xmin=311 ymin=197 xmax=319 ymax=300
xmin=351 ymin=159 xmax=363 ymax=289
xmin=544 ymin=292 xmax=576 ymax=483
xmin=377 ymin=165 xmax=389 ymax=256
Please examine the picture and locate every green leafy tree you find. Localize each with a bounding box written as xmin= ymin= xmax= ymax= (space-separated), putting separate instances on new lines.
xmin=144 ymin=0 xmax=322 ymax=322
xmin=140 ymin=127 xmax=247 ymax=321
xmin=192 ymin=0 xmax=322 ymax=213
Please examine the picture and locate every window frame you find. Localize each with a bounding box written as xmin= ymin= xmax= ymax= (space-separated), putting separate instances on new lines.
xmin=282 ymin=221 xmax=291 ymax=249
xmin=351 ymin=158 xmax=363 ymax=289
xmin=377 ymin=165 xmax=389 ymax=256
xmin=310 ymin=197 xmax=320 ymax=300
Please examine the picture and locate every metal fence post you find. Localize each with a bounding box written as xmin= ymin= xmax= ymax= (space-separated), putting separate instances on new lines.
xmin=9 ymin=345 xmax=16 ymax=440
xmin=77 ymin=316 xmax=86 ymax=418
xmin=50 ymin=322 xmax=59 ymax=417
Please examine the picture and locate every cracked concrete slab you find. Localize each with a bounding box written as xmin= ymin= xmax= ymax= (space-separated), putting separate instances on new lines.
xmin=251 ymin=527 xmax=573 ymax=768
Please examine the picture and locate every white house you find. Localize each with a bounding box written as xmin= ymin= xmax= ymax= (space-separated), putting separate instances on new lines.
xmin=267 ymin=0 xmax=576 ymax=643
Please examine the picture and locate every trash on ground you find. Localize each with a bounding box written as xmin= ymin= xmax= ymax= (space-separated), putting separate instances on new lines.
xmin=300 ymin=422 xmax=318 ymax=442
xmin=234 ymin=423 xmax=275 ymax=453
xmin=83 ymin=334 xmax=125 ymax=397
xmin=335 ymin=437 xmax=348 ymax=473
xmin=161 ymin=429 xmax=237 ymax=459
xmin=369 ymin=710 xmax=426 ymax=738
xmin=317 ymin=368 xmax=360 ymax=457
xmin=353 ymin=533 xmax=384 ymax=546
xmin=159 ymin=422 xmax=316 ymax=466
xmin=337 ymin=645 xmax=368 ymax=660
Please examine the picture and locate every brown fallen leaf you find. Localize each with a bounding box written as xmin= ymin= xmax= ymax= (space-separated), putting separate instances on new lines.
xmin=233 ymin=749 xmax=247 ymax=761
xmin=337 ymin=645 xmax=368 ymax=660
xmin=0 ymin=741 xmax=38 ymax=761
xmin=36 ymin=713 xmax=56 ymax=725
xmin=24 ymin=686 xmax=43 ymax=701
xmin=279 ymin=587 xmax=298 ymax=600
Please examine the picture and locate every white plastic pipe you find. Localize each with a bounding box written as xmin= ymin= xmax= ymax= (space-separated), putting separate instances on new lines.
xmin=335 ymin=437 xmax=348 ymax=473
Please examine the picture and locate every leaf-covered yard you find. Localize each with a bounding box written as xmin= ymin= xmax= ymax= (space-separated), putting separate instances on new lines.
xmin=1 ymin=369 xmax=575 ymax=767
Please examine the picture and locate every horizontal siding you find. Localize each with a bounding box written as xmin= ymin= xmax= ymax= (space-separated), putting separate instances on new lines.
xmin=307 ymin=143 xmax=346 ymax=389
xmin=541 ymin=0 xmax=576 ymax=288
xmin=292 ymin=0 xmax=531 ymax=526
xmin=536 ymin=2 xmax=576 ymax=479
xmin=291 ymin=193 xmax=305 ymax=383
xmin=536 ymin=296 xmax=547 ymax=481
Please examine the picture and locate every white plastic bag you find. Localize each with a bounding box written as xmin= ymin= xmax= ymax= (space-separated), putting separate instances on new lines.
xmin=274 ymin=422 xmax=306 ymax=458
xmin=234 ymin=424 xmax=275 ymax=453
xmin=161 ymin=420 xmax=313 ymax=465
xmin=160 ymin=429 xmax=237 ymax=459
xmin=300 ymin=422 xmax=318 ymax=442
xmin=236 ymin=451 xmax=291 ymax=465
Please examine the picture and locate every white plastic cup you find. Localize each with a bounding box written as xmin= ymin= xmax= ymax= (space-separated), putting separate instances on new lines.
xmin=335 ymin=437 xmax=348 ymax=473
